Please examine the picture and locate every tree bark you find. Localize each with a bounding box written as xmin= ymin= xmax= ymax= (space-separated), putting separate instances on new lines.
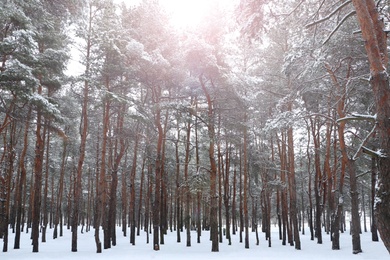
xmin=351 ymin=0 xmax=390 ymax=253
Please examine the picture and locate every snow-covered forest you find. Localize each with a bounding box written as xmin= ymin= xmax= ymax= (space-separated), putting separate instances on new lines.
xmin=1 ymin=0 xmax=390 ymax=258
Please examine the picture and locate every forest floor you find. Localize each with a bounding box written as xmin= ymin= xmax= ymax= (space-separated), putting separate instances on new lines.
xmin=2 ymin=224 xmax=388 ymax=259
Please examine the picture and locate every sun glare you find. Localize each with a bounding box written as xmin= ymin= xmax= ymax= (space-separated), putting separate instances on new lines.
xmin=160 ymin=0 xmax=217 ymax=28
xmin=118 ymin=0 xmax=227 ymax=28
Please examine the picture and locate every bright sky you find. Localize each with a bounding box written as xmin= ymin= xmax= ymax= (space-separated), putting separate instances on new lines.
xmin=116 ymin=0 xmax=236 ymax=28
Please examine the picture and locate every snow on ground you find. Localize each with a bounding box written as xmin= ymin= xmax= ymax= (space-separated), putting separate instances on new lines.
xmin=2 ymin=225 xmax=388 ymax=260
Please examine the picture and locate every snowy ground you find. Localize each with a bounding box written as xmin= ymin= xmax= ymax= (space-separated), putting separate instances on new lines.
xmin=2 ymin=225 xmax=388 ymax=260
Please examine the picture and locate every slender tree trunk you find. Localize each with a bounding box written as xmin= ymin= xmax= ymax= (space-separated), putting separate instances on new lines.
xmin=348 ymin=159 xmax=362 ymax=254
xmin=130 ymin=124 xmax=140 ymax=245
xmin=42 ymin=123 xmax=51 ymax=243
xmin=306 ymin=123 xmax=314 ymax=241
xmin=109 ymin=106 xmax=127 ymax=247
xmin=137 ymin=157 xmax=146 ymax=236
xmin=232 ymin=160 xmax=237 ymax=236
xmin=2 ymin=121 xmax=16 ymax=252
xmin=239 ymin=153 xmax=243 ymax=243
xmin=362 ymin=184 xmax=367 ymax=233
xmin=121 ymin=155 xmax=128 ymax=237
xmin=217 ymin=141 xmax=223 ymax=244
xmin=224 ymin=142 xmax=231 ymax=245
xmin=95 ymin=95 xmax=109 ymax=253
xmin=32 ymin=83 xmax=47 ymax=253
xmin=371 ymin=157 xmax=379 ymax=241
xmin=174 ymin=123 xmax=181 ymax=243
xmin=243 ymin=114 xmax=249 ymax=249
xmin=14 ymin=108 xmax=32 ymax=249
xmin=54 ymin=138 xmax=68 ymax=239
xmin=184 ymin=115 xmax=192 ymax=247
xmin=199 ymin=76 xmax=218 ymax=252
xmin=287 ymin=125 xmax=301 ymax=250
xmin=73 ymin=5 xmax=92 ymax=249
xmin=101 ymin=95 xmax=111 ymax=250
xmin=153 ymin=100 xmax=163 ymax=251
xmin=311 ymin=117 xmax=323 ymax=244
xmin=195 ymin=112 xmax=201 ymax=244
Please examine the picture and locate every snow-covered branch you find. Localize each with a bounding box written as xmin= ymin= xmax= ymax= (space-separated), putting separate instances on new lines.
xmin=322 ymin=11 xmax=356 ymax=45
xmin=305 ymin=0 xmax=352 ymax=28
xmin=352 ymin=124 xmax=377 ymax=160
xmin=336 ymin=113 xmax=377 ymax=123
xmin=362 ymin=146 xmax=387 ymax=158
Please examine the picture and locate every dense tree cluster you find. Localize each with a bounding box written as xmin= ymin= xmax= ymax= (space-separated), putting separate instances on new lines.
xmin=1 ymin=0 xmax=389 ymax=255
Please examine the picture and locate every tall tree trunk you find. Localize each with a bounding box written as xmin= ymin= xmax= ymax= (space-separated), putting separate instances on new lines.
xmin=109 ymin=105 xmax=127 ymax=247
xmin=287 ymin=125 xmax=301 ymax=250
xmin=280 ymin=133 xmax=289 ymax=246
xmin=137 ymin=157 xmax=146 ymax=236
xmin=153 ymin=96 xmax=163 ymax=251
xmin=351 ymin=0 xmax=390 ymax=253
xmin=371 ymin=157 xmax=379 ymax=241
xmin=224 ymin=142 xmax=231 ymax=245
xmin=42 ymin=121 xmax=51 ymax=243
xmin=243 ymin=114 xmax=249 ymax=249
xmin=95 ymin=93 xmax=109 ymax=252
xmin=306 ymin=123 xmax=314 ymax=241
xmin=2 ymin=120 xmax=16 ymax=252
xmin=130 ymin=124 xmax=140 ymax=245
xmin=121 ymin=154 xmax=128 ymax=237
xmin=325 ymin=62 xmax=352 ymax=251
xmin=32 ymin=83 xmax=47 ymax=253
xmin=311 ymin=117 xmax=323 ymax=244
xmin=101 ymin=94 xmax=110 ymax=250
xmin=195 ymin=111 xmax=202 ymax=244
xmin=199 ymin=76 xmax=218 ymax=252
xmin=73 ymin=4 xmax=92 ymax=249
xmin=71 ymin=70 xmax=89 ymax=249
xmin=232 ymin=159 xmax=237 ymax=237
xmin=14 ymin=108 xmax=32 ymax=249
xmin=348 ymin=159 xmax=362 ymax=254
xmin=217 ymin=139 xmax=223 ymax=244
xmin=174 ymin=121 xmax=181 ymax=243
xmin=54 ymin=137 xmax=68 ymax=239
xmin=184 ymin=114 xmax=192 ymax=247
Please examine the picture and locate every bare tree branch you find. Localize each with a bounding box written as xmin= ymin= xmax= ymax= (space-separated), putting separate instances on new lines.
xmin=322 ymin=10 xmax=356 ymax=45
xmin=305 ymin=0 xmax=352 ymax=28
xmin=352 ymin=124 xmax=377 ymax=160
